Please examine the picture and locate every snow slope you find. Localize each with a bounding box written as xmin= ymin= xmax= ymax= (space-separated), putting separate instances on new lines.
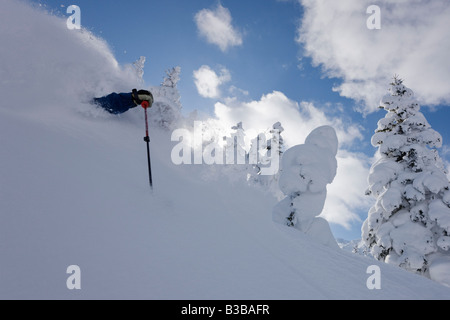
xmin=1 ymin=0 xmax=450 ymax=299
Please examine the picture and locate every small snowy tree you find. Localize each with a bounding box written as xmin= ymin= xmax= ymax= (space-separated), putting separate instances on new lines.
xmin=161 ymin=66 xmax=181 ymax=88
xmin=213 ymin=122 xmax=249 ymax=181
xmin=150 ymin=66 xmax=182 ymax=129
xmin=273 ymin=126 xmax=339 ymax=248
xmin=132 ymin=56 xmax=146 ymax=83
xmin=248 ymin=122 xmax=285 ymax=194
xmin=271 ymin=122 xmax=285 ymax=159
xmin=362 ymin=77 xmax=450 ymax=282
xmin=226 ymin=122 xmax=247 ymax=165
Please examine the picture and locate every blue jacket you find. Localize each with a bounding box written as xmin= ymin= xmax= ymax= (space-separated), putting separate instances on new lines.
xmin=93 ymin=92 xmax=137 ymax=114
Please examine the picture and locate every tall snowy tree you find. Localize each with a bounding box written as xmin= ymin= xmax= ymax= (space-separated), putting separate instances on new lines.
xmin=150 ymin=66 xmax=182 ymax=129
xmin=362 ymin=77 xmax=450 ymax=281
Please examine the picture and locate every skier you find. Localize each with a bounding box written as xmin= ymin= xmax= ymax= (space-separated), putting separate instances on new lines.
xmin=93 ymin=89 xmax=154 ymax=114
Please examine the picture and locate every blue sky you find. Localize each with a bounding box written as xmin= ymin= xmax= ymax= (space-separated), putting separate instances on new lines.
xmin=37 ymin=0 xmax=349 ymax=110
xmin=31 ymin=0 xmax=450 ymax=240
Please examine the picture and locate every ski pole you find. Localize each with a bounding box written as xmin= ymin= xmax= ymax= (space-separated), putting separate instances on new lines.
xmin=142 ymin=100 xmax=153 ymax=189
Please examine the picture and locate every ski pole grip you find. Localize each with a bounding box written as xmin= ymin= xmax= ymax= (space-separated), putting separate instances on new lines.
xmin=141 ymin=101 xmax=150 ymax=109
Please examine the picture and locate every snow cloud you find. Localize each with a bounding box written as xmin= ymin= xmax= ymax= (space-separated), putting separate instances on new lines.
xmin=0 ymin=0 xmax=139 ymax=113
xmin=193 ymin=65 xmax=231 ymax=99
xmin=212 ymin=91 xmax=372 ymax=228
xmin=298 ymin=0 xmax=450 ymax=113
xmin=195 ymin=4 xmax=243 ymax=52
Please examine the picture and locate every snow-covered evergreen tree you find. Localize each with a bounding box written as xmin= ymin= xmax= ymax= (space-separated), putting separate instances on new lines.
xmin=271 ymin=122 xmax=285 ymax=159
xmin=225 ymin=122 xmax=247 ymax=165
xmin=362 ymin=77 xmax=450 ymax=280
xmin=150 ymin=66 xmax=182 ymax=129
xmin=273 ymin=126 xmax=339 ymax=248
xmin=209 ymin=122 xmax=249 ymax=182
xmin=248 ymin=122 xmax=285 ymax=194
xmin=161 ymin=66 xmax=181 ymax=88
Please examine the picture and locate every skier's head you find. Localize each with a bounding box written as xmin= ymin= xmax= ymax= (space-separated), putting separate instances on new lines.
xmin=132 ymin=89 xmax=154 ymax=107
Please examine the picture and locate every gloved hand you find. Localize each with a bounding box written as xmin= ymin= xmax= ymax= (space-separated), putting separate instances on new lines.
xmin=132 ymin=89 xmax=154 ymax=107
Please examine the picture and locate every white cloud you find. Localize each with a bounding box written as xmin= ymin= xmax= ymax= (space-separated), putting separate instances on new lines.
xmin=211 ymin=91 xmax=372 ymax=228
xmin=323 ymin=150 xmax=373 ymax=228
xmin=229 ymin=85 xmax=249 ymax=97
xmin=193 ymin=65 xmax=231 ymax=99
xmin=194 ymin=4 xmax=243 ymax=52
xmin=214 ymin=91 xmax=362 ymax=148
xmin=298 ymin=0 xmax=450 ymax=113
